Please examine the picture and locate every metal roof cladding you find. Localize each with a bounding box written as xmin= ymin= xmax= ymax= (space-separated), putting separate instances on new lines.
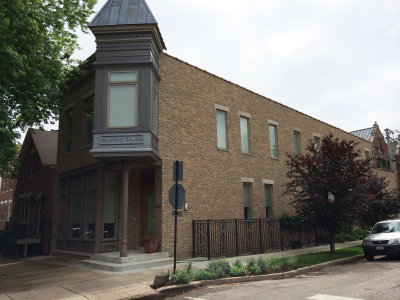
xmin=350 ymin=127 xmax=373 ymax=141
xmin=89 ymin=0 xmax=157 ymax=27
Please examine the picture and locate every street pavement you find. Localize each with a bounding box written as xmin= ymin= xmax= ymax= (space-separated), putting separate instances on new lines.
xmin=0 ymin=241 xmax=361 ymax=300
xmin=167 ymin=256 xmax=400 ymax=300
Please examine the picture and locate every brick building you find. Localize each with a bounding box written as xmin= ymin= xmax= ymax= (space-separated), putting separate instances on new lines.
xmin=52 ymin=0 xmax=398 ymax=259
xmin=11 ymin=128 xmax=57 ymax=255
xmin=0 ymin=174 xmax=16 ymax=231
xmin=351 ymin=122 xmax=393 ymax=172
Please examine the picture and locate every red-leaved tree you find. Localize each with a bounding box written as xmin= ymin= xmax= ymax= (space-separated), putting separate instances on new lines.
xmin=285 ymin=133 xmax=397 ymax=253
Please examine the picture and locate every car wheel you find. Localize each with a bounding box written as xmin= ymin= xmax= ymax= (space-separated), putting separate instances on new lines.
xmin=365 ymin=254 xmax=374 ymax=261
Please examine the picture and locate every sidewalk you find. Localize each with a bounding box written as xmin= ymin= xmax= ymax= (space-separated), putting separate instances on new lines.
xmin=0 ymin=241 xmax=362 ymax=300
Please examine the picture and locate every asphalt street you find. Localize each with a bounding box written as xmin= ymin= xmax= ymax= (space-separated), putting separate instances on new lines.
xmin=167 ymin=256 xmax=400 ymax=300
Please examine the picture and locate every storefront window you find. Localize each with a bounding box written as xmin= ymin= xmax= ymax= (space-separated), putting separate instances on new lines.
xmin=84 ymin=172 xmax=97 ymax=240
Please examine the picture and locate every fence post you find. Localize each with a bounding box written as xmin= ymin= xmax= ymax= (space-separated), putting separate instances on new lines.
xmin=235 ymin=219 xmax=239 ymax=256
xmin=192 ymin=220 xmax=195 ymax=258
xmin=207 ymin=219 xmax=211 ymax=260
xmin=279 ymin=219 xmax=284 ymax=251
xmin=259 ymin=218 xmax=263 ymax=253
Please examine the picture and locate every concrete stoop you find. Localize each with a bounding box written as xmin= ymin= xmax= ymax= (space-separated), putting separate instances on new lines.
xmin=81 ymin=250 xmax=173 ymax=272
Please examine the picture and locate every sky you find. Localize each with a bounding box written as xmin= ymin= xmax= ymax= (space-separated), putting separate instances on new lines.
xmin=71 ymin=0 xmax=400 ymax=136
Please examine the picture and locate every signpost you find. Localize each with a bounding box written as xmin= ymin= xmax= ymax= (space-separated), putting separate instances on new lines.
xmin=169 ymin=160 xmax=186 ymax=273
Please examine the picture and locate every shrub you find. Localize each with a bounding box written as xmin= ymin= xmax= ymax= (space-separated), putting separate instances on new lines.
xmin=265 ymin=257 xmax=281 ymax=271
xmin=208 ymin=260 xmax=231 ymax=278
xmin=257 ymin=257 xmax=269 ymax=273
xmin=247 ymin=258 xmax=261 ymax=275
xmin=172 ymin=270 xmax=191 ymax=285
xmin=194 ymin=269 xmax=217 ymax=281
xmin=230 ymin=259 xmax=247 ymax=277
xmin=281 ymin=256 xmax=297 ymax=270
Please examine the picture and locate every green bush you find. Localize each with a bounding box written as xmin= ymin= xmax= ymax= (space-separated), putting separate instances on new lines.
xmin=247 ymin=258 xmax=261 ymax=275
xmin=281 ymin=256 xmax=297 ymax=270
xmin=208 ymin=260 xmax=231 ymax=278
xmin=230 ymin=259 xmax=247 ymax=277
xmin=257 ymin=257 xmax=269 ymax=273
xmin=172 ymin=270 xmax=191 ymax=285
xmin=264 ymin=257 xmax=281 ymax=271
xmin=194 ymin=269 xmax=217 ymax=281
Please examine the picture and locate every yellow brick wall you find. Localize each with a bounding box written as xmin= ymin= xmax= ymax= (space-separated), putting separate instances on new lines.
xmin=158 ymin=54 xmax=398 ymax=258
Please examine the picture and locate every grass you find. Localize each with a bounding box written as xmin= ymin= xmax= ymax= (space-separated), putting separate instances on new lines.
xmin=294 ymin=246 xmax=363 ymax=267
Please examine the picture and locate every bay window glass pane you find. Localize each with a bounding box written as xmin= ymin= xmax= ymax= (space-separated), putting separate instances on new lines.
xmin=269 ymin=124 xmax=278 ymax=158
xmin=240 ymin=117 xmax=249 ymax=153
xmin=110 ymin=72 xmax=137 ymax=82
xmin=108 ymin=84 xmax=137 ymax=127
xmin=216 ymin=110 xmax=227 ymax=149
xmin=104 ymin=172 xmax=118 ymax=239
xmin=293 ymin=131 xmax=301 ymax=155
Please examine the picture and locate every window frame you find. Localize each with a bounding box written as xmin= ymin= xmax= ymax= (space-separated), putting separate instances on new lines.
xmin=268 ymin=122 xmax=279 ymax=158
xmin=293 ymin=130 xmax=301 ymax=155
xmin=152 ymin=75 xmax=159 ymax=136
xmin=240 ymin=114 xmax=250 ymax=154
xmin=264 ymin=183 xmax=274 ymax=220
xmin=313 ymin=134 xmax=321 ymax=151
xmin=65 ymin=108 xmax=74 ymax=153
xmin=107 ymin=70 xmax=139 ymax=129
xmin=216 ymin=109 xmax=228 ymax=149
xmin=242 ymin=182 xmax=253 ymax=220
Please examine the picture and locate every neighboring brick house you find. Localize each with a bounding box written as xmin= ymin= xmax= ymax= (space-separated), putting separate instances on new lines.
xmin=0 ymin=173 xmax=16 ymax=231
xmin=11 ymin=128 xmax=58 ymax=255
xmin=52 ymin=0 xmax=398 ymax=259
xmin=351 ymin=122 xmax=393 ymax=171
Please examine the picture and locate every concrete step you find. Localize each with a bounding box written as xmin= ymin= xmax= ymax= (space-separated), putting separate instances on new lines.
xmin=91 ymin=250 xmax=170 ymax=264
xmin=81 ymin=256 xmax=174 ymax=272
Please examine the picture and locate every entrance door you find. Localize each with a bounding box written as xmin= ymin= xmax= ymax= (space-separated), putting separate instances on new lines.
xmin=139 ymin=170 xmax=155 ymax=246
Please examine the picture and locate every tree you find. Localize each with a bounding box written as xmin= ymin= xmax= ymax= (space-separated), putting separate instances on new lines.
xmin=0 ymin=0 xmax=96 ymax=174
xmin=285 ymin=133 xmax=393 ymax=253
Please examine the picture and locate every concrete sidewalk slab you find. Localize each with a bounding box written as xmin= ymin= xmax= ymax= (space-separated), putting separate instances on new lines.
xmin=0 ymin=241 xmax=363 ymax=300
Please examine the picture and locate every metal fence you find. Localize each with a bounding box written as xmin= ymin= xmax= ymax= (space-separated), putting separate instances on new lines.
xmin=0 ymin=219 xmax=52 ymax=257
xmin=192 ymin=219 xmax=329 ymax=259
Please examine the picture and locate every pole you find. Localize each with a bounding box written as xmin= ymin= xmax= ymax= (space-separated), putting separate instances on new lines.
xmin=173 ymin=161 xmax=179 ymax=273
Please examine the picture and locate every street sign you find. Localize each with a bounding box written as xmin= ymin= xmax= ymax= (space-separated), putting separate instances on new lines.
xmin=169 ymin=184 xmax=186 ymax=209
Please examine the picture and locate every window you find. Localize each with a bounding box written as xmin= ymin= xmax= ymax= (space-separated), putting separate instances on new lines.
xmin=240 ymin=116 xmax=250 ymax=153
xmin=377 ymin=158 xmax=388 ymax=170
xmin=104 ymin=171 xmax=119 ymax=239
xmin=243 ymin=183 xmax=253 ymax=219
xmin=365 ymin=150 xmax=370 ymax=160
xmin=7 ymin=201 xmax=11 ymax=221
xmin=152 ymin=76 xmax=159 ymax=135
xmin=19 ymin=197 xmax=30 ymax=224
xmin=108 ymin=71 xmax=138 ymax=128
xmin=378 ymin=138 xmax=383 ymax=150
xmin=264 ymin=185 xmax=273 ymax=220
xmin=314 ymin=136 xmax=321 ymax=151
xmin=70 ymin=176 xmax=83 ymax=238
xmin=293 ymin=131 xmax=301 ymax=155
xmin=84 ymin=96 xmax=94 ymax=145
xmin=216 ymin=110 xmax=227 ymax=149
xmin=269 ymin=124 xmax=278 ymax=158
xmin=65 ymin=108 xmax=73 ymax=152
xmin=83 ymin=173 xmax=97 ymax=240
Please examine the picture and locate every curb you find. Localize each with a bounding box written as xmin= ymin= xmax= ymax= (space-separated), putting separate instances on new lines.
xmin=156 ymin=254 xmax=365 ymax=295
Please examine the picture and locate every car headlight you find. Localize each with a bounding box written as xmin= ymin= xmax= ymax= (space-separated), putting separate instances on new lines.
xmin=363 ymin=238 xmax=372 ymax=246
xmin=388 ymin=239 xmax=400 ymax=245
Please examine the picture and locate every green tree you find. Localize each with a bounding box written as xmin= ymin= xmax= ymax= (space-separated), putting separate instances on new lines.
xmin=285 ymin=133 xmax=395 ymax=253
xmin=0 ymin=0 xmax=96 ymax=174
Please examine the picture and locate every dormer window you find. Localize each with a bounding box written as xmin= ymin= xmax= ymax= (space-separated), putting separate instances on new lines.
xmin=107 ymin=71 xmax=138 ymax=128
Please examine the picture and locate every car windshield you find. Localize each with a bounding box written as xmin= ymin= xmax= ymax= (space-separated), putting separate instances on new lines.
xmin=371 ymin=222 xmax=400 ymax=234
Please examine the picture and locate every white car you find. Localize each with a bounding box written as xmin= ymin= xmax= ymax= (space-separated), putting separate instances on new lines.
xmin=362 ymin=219 xmax=400 ymax=261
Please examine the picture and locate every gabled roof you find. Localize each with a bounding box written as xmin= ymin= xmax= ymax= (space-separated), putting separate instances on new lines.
xmin=90 ymin=0 xmax=157 ymax=27
xmin=19 ymin=129 xmax=58 ymax=167
xmin=350 ymin=127 xmax=373 ymax=141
